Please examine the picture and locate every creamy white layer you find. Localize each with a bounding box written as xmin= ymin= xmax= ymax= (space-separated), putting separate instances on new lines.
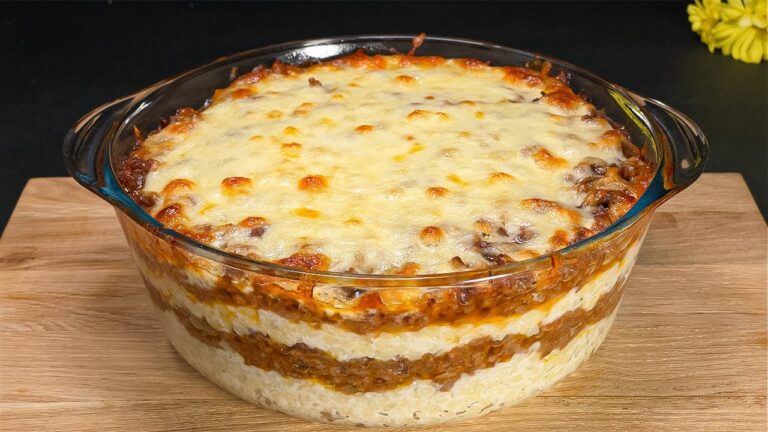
xmin=158 ymin=305 xmax=618 ymax=426
xmin=138 ymin=241 xmax=638 ymax=361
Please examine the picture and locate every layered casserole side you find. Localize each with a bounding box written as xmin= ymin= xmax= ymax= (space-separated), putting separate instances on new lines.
xmin=117 ymin=49 xmax=654 ymax=426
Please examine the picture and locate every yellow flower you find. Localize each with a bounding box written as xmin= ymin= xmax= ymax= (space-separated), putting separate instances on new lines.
xmin=688 ymin=0 xmax=768 ymax=63
xmin=715 ymin=0 xmax=767 ymax=63
xmin=688 ymin=0 xmax=723 ymax=52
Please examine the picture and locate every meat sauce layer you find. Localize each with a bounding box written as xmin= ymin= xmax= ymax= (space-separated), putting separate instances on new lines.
xmin=129 ymin=220 xmax=642 ymax=334
xmin=148 ymin=276 xmax=625 ymax=394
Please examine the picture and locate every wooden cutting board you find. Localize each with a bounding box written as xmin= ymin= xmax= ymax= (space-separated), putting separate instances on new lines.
xmin=1 ymin=174 xmax=766 ymax=431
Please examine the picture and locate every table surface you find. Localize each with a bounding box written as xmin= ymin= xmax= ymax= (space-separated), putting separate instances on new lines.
xmin=1 ymin=2 xmax=767 ymax=233
xmin=0 ymin=174 xmax=766 ymax=431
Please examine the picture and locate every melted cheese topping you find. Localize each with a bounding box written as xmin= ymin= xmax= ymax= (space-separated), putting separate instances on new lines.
xmin=137 ymin=55 xmax=631 ymax=274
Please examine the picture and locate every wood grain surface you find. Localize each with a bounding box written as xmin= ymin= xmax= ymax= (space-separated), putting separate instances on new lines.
xmin=1 ymin=174 xmax=766 ymax=431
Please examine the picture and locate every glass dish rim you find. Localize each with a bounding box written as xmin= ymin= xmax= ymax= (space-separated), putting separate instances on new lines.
xmin=78 ymin=34 xmax=688 ymax=286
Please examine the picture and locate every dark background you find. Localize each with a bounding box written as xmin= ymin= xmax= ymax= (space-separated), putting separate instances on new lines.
xmin=1 ymin=1 xmax=767 ymax=233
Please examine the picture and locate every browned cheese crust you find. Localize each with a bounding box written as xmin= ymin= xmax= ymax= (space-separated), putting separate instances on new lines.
xmin=118 ymin=49 xmax=653 ymax=276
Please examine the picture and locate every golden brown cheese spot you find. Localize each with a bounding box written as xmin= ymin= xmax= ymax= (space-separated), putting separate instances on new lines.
xmin=424 ymin=95 xmax=435 ymax=100
xmin=270 ymin=60 xmax=301 ymax=76
xmin=520 ymin=198 xmax=582 ymax=225
xmin=475 ymin=111 xmax=485 ymax=119
xmin=426 ymin=186 xmax=449 ymax=198
xmin=211 ymin=88 xmax=226 ymax=102
xmin=298 ymin=175 xmax=328 ymax=192
xmin=355 ymin=124 xmax=375 ymax=134
xmin=331 ymin=94 xmax=345 ymax=102
xmin=542 ymin=89 xmax=581 ymax=110
xmin=399 ymin=54 xmax=447 ymax=68
xmin=249 ymin=134 xmax=263 ymax=141
xmin=407 ymin=143 xmax=424 ymax=153
xmin=392 ymin=262 xmax=421 ymax=275
xmin=345 ymin=218 xmax=363 ymax=225
xmin=337 ymin=50 xmax=388 ymax=69
xmin=294 ymin=208 xmax=321 ymax=219
xmin=548 ymin=229 xmax=571 ymax=250
xmin=456 ymin=131 xmax=471 ymax=139
xmin=265 ymin=110 xmax=283 ymax=119
xmin=238 ymin=216 xmax=269 ymax=237
xmin=308 ymin=77 xmax=323 ymax=87
xmin=165 ymin=107 xmax=199 ymax=134
xmin=532 ymin=148 xmax=568 ymax=169
xmin=596 ymin=129 xmax=623 ymax=148
xmin=319 ymin=117 xmax=336 ymax=128
xmin=161 ymin=179 xmax=195 ymax=196
xmin=221 ymin=177 xmax=252 ymax=195
xmin=155 ymin=203 xmax=183 ymax=226
xmin=395 ymin=74 xmax=416 ymax=84
xmin=283 ymin=126 xmax=300 ymax=136
xmin=234 ymin=68 xmax=270 ymax=85
xmin=297 ymin=102 xmax=315 ymax=110
xmin=419 ymin=226 xmax=444 ymax=246
xmin=280 ymin=142 xmax=302 ymax=157
xmin=277 ymin=252 xmax=331 ymax=271
xmin=407 ymin=109 xmax=450 ymax=122
xmin=457 ymin=58 xmax=489 ymax=70
xmin=230 ymin=88 xmax=255 ymax=100
xmin=214 ymin=88 xmax=255 ymax=103
xmin=293 ymin=101 xmax=314 ymax=114
xmin=503 ymin=67 xmax=544 ymax=87
xmin=520 ymin=198 xmax=562 ymax=212
xmin=407 ymin=109 xmax=428 ymax=121
xmin=560 ymin=209 xmax=582 ymax=225
xmin=488 ymin=172 xmax=516 ymax=183
xmin=473 ymin=219 xmax=494 ymax=237
xmin=238 ymin=216 xmax=268 ymax=228
xmin=181 ymin=226 xmax=215 ymax=244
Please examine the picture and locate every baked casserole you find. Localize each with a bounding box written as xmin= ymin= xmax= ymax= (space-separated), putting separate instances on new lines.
xmin=64 ymin=35 xmax=707 ymax=427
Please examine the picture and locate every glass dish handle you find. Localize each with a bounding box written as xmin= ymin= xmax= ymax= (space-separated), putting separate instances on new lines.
xmin=63 ymin=96 xmax=132 ymax=200
xmin=628 ymin=91 xmax=710 ymax=191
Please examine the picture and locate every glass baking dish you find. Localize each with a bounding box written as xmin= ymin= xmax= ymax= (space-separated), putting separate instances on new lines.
xmin=63 ymin=35 xmax=708 ymax=427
